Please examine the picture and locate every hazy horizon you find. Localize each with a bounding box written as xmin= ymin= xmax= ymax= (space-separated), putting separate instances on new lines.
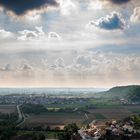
xmin=0 ymin=84 xmax=139 ymax=89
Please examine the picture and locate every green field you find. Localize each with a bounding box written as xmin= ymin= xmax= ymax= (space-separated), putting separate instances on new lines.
xmin=44 ymin=99 xmax=123 ymax=110
xmin=93 ymin=113 xmax=106 ymax=119
xmin=44 ymin=102 xmax=91 ymax=109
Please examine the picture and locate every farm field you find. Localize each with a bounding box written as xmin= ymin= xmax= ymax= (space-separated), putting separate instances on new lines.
xmin=21 ymin=104 xmax=140 ymax=129
xmin=22 ymin=112 xmax=88 ymax=129
xmin=88 ymin=108 xmax=132 ymax=119
xmin=0 ymin=104 xmax=16 ymax=114
xmin=87 ymin=105 xmax=140 ymax=119
xmin=123 ymin=105 xmax=140 ymax=113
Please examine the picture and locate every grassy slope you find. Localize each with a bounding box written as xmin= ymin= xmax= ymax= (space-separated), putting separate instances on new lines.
xmin=101 ymin=85 xmax=140 ymax=101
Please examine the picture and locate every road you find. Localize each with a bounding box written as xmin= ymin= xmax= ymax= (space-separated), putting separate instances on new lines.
xmin=16 ymin=105 xmax=22 ymax=122
xmin=16 ymin=104 xmax=26 ymax=127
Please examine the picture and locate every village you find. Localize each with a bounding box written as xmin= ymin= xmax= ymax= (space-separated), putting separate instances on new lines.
xmin=78 ymin=115 xmax=140 ymax=140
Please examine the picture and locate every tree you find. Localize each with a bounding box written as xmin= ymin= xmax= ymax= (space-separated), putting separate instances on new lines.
xmin=37 ymin=133 xmax=45 ymax=140
xmin=58 ymin=123 xmax=79 ymax=140
xmin=64 ymin=123 xmax=79 ymax=135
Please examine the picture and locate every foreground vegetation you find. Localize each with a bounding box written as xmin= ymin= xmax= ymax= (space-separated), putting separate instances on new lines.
xmin=0 ymin=111 xmax=140 ymax=140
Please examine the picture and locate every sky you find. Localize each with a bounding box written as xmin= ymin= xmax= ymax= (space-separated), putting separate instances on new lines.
xmin=0 ymin=0 xmax=140 ymax=88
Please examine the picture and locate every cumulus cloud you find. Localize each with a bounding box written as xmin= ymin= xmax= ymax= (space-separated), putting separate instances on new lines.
xmin=88 ymin=11 xmax=126 ymax=30
xmin=0 ymin=0 xmax=58 ymax=15
xmin=18 ymin=30 xmax=38 ymax=40
xmin=69 ymin=52 xmax=140 ymax=78
xmin=0 ymin=64 xmax=13 ymax=71
xmin=74 ymin=55 xmax=92 ymax=68
xmin=58 ymin=0 xmax=77 ymax=15
xmin=88 ymin=0 xmax=103 ymax=10
xmin=0 ymin=27 xmax=14 ymax=39
xmin=48 ymin=32 xmax=61 ymax=40
xmin=0 ymin=26 xmax=61 ymax=42
xmin=24 ymin=12 xmax=41 ymax=22
xmin=48 ymin=58 xmax=65 ymax=71
xmin=18 ymin=26 xmax=45 ymax=41
xmin=0 ymin=51 xmax=140 ymax=87
xmin=55 ymin=58 xmax=65 ymax=68
xmin=130 ymin=7 xmax=140 ymax=23
xmin=22 ymin=64 xmax=32 ymax=70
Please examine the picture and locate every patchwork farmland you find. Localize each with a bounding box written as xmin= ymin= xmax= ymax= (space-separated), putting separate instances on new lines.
xmin=0 ymin=105 xmax=16 ymax=114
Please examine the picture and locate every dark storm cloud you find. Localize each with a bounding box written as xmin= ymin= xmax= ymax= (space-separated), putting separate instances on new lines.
xmin=0 ymin=0 xmax=58 ymax=15
xmin=108 ymin=0 xmax=131 ymax=4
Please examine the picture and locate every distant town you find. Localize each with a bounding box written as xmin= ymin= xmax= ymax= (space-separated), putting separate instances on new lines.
xmin=0 ymin=93 xmax=90 ymax=105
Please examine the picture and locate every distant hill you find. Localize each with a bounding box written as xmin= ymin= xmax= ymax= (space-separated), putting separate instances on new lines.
xmin=102 ymin=85 xmax=140 ymax=102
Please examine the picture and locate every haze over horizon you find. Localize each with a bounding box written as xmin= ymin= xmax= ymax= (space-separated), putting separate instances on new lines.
xmin=0 ymin=0 xmax=140 ymax=87
xmin=0 ymin=84 xmax=139 ymax=89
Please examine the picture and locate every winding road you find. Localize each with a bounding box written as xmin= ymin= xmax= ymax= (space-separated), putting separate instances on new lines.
xmin=16 ymin=105 xmax=26 ymax=127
